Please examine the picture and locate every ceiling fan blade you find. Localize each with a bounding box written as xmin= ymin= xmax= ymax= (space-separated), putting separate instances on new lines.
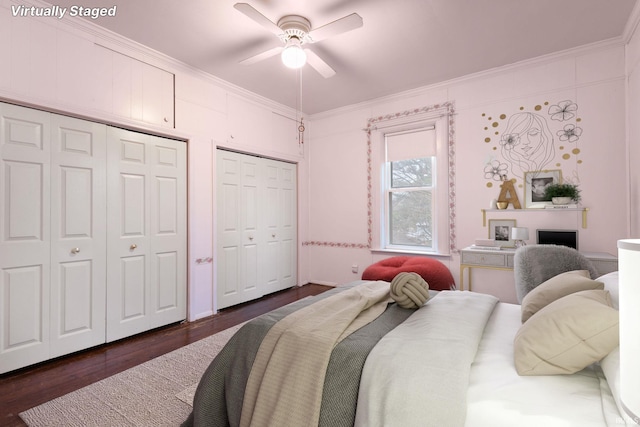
xmin=304 ymin=49 xmax=336 ymax=78
xmin=234 ymin=3 xmax=282 ymax=36
xmin=239 ymin=46 xmax=284 ymax=65
xmin=308 ymin=13 xmax=363 ymax=43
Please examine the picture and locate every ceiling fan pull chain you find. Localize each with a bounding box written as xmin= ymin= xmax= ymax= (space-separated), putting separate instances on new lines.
xmin=298 ymin=69 xmax=305 ymax=144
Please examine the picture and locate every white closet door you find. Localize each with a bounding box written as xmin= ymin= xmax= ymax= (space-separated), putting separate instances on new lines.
xmin=0 ymin=103 xmax=51 ymax=373
xmin=262 ymin=158 xmax=297 ymax=295
xmin=216 ymin=150 xmax=297 ymax=309
xmin=106 ymin=128 xmax=186 ymax=342
xmin=217 ymin=150 xmax=262 ymax=309
xmin=49 ymin=115 xmax=107 ymax=357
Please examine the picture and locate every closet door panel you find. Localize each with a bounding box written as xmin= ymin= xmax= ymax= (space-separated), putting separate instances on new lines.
xmin=153 ymin=175 xmax=181 ymax=313
xmin=4 ymin=267 xmax=43 ymax=343
xmin=121 ymin=256 xmax=146 ymax=319
xmin=0 ymin=265 xmax=47 ymax=373
xmin=0 ymin=103 xmax=50 ymax=373
xmin=107 ymin=128 xmax=185 ymax=342
xmin=220 ymin=247 xmax=239 ymax=297
xmin=263 ymin=165 xmax=280 ymax=290
xmin=244 ymin=242 xmax=258 ymax=292
xmin=216 ymin=150 xmax=297 ymax=306
xmin=56 ymin=261 xmax=92 ymax=332
xmin=5 ymin=161 xmax=45 ymax=244
xmin=149 ymin=139 xmax=186 ymax=325
xmin=157 ymin=177 xmax=177 ymax=233
xmin=156 ymin=252 xmax=178 ymax=310
xmin=279 ymin=165 xmax=296 ymax=289
xmin=241 ymin=175 xmax=259 ymax=295
xmin=60 ymin=168 xmax=92 ymax=234
xmin=107 ymin=131 xmax=149 ymax=341
xmin=216 ymin=151 xmax=262 ymax=309
xmin=262 ymin=158 xmax=297 ymax=294
xmin=218 ymin=161 xmax=242 ymax=305
xmin=122 ymin=173 xmax=146 ymax=235
xmin=50 ymin=115 xmax=106 ymax=357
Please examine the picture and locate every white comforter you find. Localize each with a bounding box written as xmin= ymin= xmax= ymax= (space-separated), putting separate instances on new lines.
xmin=466 ymin=302 xmax=626 ymax=427
xmin=354 ymin=291 xmax=628 ymax=427
xmin=355 ymin=291 xmax=498 ymax=427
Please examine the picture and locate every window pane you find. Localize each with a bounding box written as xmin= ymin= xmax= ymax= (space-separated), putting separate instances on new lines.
xmin=391 ymin=157 xmax=432 ymax=188
xmin=389 ymin=190 xmax=432 ymax=246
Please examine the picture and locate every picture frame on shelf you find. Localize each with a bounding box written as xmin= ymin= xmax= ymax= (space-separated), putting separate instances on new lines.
xmin=524 ymin=169 xmax=563 ymax=208
xmin=488 ymin=219 xmax=517 ymax=247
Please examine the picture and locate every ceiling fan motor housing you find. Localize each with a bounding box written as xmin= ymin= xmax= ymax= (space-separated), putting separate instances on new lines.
xmin=234 ymin=3 xmax=361 ymax=78
xmin=277 ymin=15 xmax=312 ymax=43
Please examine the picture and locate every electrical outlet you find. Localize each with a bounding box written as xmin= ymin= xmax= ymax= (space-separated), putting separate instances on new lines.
xmin=352 ymin=264 xmax=358 ymax=274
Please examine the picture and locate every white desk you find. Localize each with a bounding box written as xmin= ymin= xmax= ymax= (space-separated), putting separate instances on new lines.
xmin=459 ymin=247 xmax=618 ymax=291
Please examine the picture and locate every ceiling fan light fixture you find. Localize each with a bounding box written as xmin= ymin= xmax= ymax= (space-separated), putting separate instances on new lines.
xmin=281 ymin=37 xmax=306 ymax=69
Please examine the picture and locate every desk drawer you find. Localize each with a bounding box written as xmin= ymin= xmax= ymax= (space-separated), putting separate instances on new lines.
xmin=461 ymin=251 xmax=508 ymax=267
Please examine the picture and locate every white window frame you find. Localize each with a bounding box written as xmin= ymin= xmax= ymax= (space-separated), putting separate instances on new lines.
xmin=384 ymin=128 xmax=436 ymax=251
xmin=370 ymin=111 xmax=452 ymax=256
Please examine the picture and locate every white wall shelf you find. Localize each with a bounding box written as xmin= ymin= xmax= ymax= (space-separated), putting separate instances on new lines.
xmin=481 ymin=208 xmax=589 ymax=228
xmin=480 ymin=208 xmax=589 ymax=228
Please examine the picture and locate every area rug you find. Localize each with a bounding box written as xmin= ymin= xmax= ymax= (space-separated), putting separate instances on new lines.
xmin=19 ymin=323 xmax=244 ymax=427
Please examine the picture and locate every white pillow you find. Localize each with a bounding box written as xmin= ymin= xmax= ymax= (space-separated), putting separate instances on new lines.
xmin=600 ymin=347 xmax=637 ymax=424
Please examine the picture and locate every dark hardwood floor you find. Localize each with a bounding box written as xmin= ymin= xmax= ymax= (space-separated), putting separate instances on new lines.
xmin=0 ymin=284 xmax=332 ymax=427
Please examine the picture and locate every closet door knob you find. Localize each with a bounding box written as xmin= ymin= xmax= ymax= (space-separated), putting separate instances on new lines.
xmin=130 ymin=244 xmax=137 ymax=250
xmin=71 ymin=247 xmax=80 ymax=254
xmin=248 ymin=236 xmax=254 ymax=241
xmin=272 ymin=234 xmax=276 ymax=238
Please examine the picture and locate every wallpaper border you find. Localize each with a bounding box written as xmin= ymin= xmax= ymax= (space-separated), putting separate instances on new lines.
xmin=303 ymin=101 xmax=457 ymax=254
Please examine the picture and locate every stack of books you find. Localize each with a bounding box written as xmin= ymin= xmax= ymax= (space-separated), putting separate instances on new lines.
xmin=468 ymin=244 xmax=503 ymax=250
xmin=468 ymin=239 xmax=502 ymax=250
xmin=545 ymin=204 xmax=579 ymax=209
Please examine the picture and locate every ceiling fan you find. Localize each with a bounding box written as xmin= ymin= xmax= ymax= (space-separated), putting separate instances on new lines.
xmin=234 ymin=3 xmax=363 ymax=78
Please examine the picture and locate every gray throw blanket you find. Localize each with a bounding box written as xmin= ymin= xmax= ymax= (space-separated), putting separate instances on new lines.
xmin=239 ymin=281 xmax=392 ymax=427
xmin=182 ymin=283 xmax=417 ymax=427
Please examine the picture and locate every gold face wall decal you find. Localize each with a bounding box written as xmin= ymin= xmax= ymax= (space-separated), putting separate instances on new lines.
xmin=499 ymin=111 xmax=555 ymax=179
xmin=481 ymin=100 xmax=583 ymax=189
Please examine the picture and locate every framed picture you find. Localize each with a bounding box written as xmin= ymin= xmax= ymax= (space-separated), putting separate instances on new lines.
xmin=488 ymin=219 xmax=517 ymax=247
xmin=524 ymin=169 xmax=563 ymax=208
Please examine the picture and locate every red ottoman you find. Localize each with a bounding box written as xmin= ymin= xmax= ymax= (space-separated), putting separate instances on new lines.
xmin=361 ymin=256 xmax=455 ymax=291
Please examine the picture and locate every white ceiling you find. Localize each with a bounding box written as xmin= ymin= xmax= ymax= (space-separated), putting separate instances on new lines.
xmin=53 ymin=0 xmax=637 ymax=114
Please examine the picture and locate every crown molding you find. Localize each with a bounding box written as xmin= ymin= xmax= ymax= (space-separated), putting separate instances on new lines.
xmin=623 ymin=0 xmax=640 ymax=43
xmin=310 ymin=37 xmax=626 ymax=121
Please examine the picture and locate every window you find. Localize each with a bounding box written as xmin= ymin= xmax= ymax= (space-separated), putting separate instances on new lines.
xmin=368 ymin=107 xmax=452 ymax=255
xmin=385 ymin=129 xmax=436 ymax=250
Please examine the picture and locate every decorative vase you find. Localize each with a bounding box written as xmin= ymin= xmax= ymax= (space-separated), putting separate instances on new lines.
xmin=551 ymin=197 xmax=573 ymax=205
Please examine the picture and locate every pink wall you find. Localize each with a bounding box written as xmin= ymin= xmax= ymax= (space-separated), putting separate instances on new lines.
xmin=305 ymin=43 xmax=629 ymax=302
xmin=626 ymin=16 xmax=640 ymax=238
xmin=1 ymin=2 xmax=635 ymax=314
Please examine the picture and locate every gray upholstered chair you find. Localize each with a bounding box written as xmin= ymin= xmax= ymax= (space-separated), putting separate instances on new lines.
xmin=513 ymin=244 xmax=599 ymax=303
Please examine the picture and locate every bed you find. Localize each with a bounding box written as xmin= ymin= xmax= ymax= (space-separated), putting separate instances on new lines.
xmin=182 ymin=271 xmax=632 ymax=427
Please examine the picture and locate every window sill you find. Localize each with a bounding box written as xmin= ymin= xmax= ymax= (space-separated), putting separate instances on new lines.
xmin=371 ymin=248 xmax=451 ymax=258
